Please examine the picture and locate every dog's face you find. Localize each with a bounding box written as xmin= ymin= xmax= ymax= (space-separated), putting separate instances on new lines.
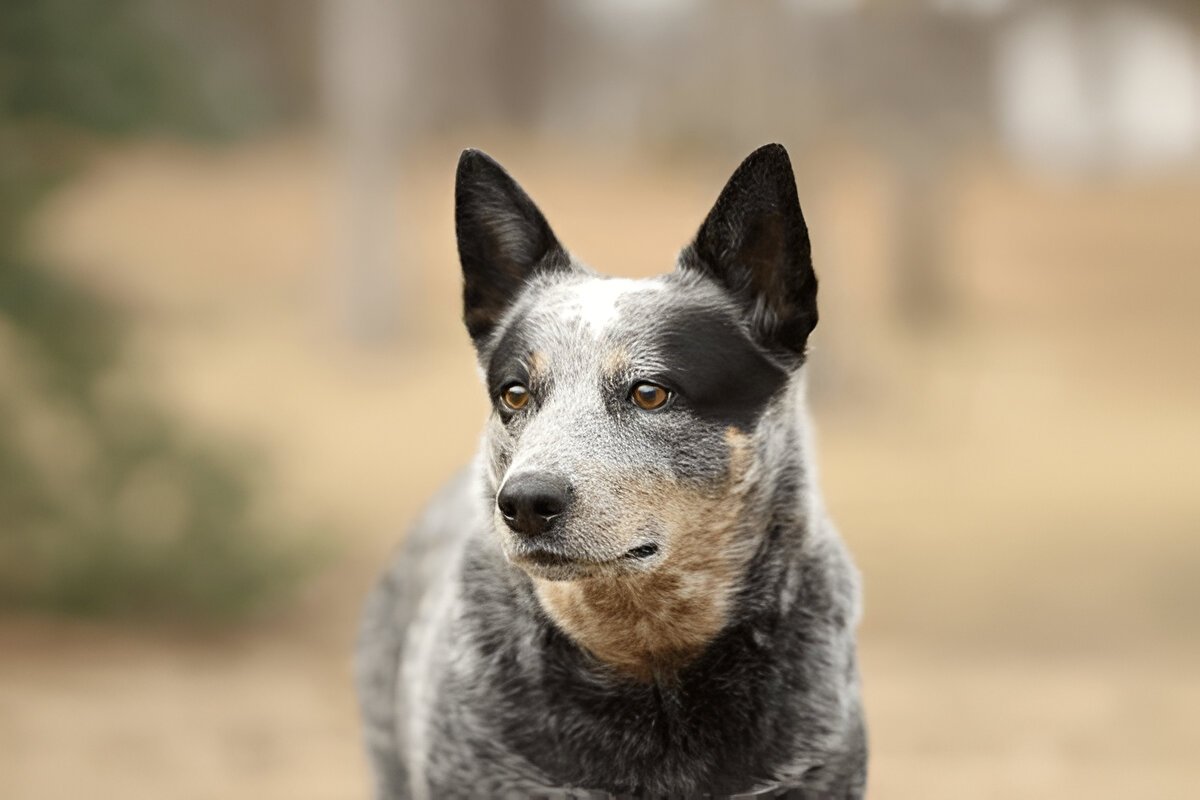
xmin=456 ymin=145 xmax=818 ymax=585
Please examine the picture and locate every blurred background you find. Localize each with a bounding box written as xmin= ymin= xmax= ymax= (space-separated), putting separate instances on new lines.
xmin=1 ymin=1 xmax=1197 ymax=797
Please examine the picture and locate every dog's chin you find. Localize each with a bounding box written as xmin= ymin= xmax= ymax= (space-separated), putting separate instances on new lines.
xmin=502 ymin=540 xmax=661 ymax=582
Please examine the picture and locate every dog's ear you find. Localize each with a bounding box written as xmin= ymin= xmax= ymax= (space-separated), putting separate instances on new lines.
xmin=680 ymin=143 xmax=818 ymax=362
xmin=456 ymin=149 xmax=570 ymax=345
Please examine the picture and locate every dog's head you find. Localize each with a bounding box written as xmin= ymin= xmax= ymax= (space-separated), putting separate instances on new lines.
xmin=456 ymin=145 xmax=817 ymax=584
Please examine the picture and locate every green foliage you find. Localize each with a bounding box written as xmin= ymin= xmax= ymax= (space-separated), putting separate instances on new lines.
xmin=0 ymin=0 xmax=317 ymax=620
xmin=0 ymin=0 xmax=265 ymax=136
xmin=0 ymin=376 xmax=318 ymax=620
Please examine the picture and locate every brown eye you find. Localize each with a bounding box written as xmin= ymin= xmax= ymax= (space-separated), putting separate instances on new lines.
xmin=501 ymin=384 xmax=530 ymax=411
xmin=631 ymin=382 xmax=670 ymax=411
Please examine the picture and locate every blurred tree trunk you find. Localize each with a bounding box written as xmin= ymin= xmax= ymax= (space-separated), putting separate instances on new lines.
xmin=891 ymin=136 xmax=951 ymax=330
xmin=489 ymin=0 xmax=556 ymax=128
xmin=322 ymin=0 xmax=404 ymax=343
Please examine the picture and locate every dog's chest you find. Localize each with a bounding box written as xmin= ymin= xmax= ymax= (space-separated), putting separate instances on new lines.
xmin=409 ymin=582 xmax=804 ymax=795
xmin=418 ymin=666 xmax=779 ymax=797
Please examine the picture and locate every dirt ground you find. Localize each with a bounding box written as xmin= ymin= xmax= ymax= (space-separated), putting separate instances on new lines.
xmin=3 ymin=136 xmax=1198 ymax=798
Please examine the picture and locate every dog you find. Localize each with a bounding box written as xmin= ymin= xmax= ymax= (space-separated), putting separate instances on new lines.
xmin=356 ymin=144 xmax=866 ymax=798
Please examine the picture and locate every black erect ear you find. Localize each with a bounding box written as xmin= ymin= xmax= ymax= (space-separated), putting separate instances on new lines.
xmin=680 ymin=143 xmax=818 ymax=363
xmin=456 ymin=149 xmax=570 ymax=345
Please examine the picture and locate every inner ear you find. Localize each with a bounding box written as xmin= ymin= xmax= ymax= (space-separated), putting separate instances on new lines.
xmin=679 ymin=143 xmax=818 ymax=361
xmin=456 ymin=149 xmax=571 ymax=346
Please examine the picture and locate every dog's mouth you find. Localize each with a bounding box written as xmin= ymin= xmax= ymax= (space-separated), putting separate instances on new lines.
xmin=624 ymin=543 xmax=659 ymax=559
xmin=508 ymin=542 xmax=660 ymax=580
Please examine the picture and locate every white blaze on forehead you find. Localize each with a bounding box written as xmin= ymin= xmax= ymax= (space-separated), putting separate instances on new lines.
xmin=557 ymin=277 xmax=663 ymax=336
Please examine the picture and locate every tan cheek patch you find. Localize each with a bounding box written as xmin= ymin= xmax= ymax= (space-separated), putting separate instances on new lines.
xmin=534 ymin=428 xmax=759 ymax=682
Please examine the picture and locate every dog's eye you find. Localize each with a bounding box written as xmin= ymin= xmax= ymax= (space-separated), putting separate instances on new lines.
xmin=500 ymin=384 xmax=530 ymax=411
xmin=630 ymin=382 xmax=671 ymax=411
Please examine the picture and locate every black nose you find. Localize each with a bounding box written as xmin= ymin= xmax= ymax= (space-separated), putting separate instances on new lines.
xmin=497 ymin=473 xmax=572 ymax=538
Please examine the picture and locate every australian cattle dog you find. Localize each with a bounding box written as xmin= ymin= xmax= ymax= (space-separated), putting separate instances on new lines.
xmin=356 ymin=144 xmax=866 ymax=798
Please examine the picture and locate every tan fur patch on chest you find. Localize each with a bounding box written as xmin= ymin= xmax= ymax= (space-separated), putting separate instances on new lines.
xmin=534 ymin=429 xmax=758 ymax=681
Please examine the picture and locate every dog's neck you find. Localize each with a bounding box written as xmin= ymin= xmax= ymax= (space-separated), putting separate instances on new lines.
xmin=531 ymin=568 xmax=740 ymax=682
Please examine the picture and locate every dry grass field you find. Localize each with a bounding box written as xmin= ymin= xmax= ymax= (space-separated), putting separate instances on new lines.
xmin=2 ymin=136 xmax=1197 ymax=799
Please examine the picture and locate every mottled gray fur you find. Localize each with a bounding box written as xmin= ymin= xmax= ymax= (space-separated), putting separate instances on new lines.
xmin=356 ymin=145 xmax=866 ymax=798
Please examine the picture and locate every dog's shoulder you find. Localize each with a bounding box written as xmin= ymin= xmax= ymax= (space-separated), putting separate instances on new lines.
xmin=354 ymin=466 xmax=480 ymax=798
xmin=358 ymin=466 xmax=478 ymax=652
